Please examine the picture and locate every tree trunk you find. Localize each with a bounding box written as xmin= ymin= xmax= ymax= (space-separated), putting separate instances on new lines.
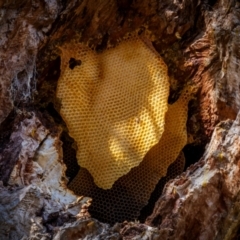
xmin=0 ymin=0 xmax=240 ymax=239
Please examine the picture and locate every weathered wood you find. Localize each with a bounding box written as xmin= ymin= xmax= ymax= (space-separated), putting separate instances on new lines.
xmin=0 ymin=0 xmax=240 ymax=239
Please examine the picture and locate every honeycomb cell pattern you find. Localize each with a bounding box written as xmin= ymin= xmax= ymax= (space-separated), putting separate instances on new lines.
xmin=139 ymin=151 xmax=185 ymax=222
xmin=57 ymin=36 xmax=170 ymax=189
xmin=68 ymin=89 xmax=191 ymax=224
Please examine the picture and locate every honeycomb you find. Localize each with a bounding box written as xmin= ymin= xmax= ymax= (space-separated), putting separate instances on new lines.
xmin=57 ymin=36 xmax=169 ymax=189
xmin=68 ymin=89 xmax=190 ymax=224
xmin=139 ymin=148 xmax=185 ymax=221
xmin=68 ymin=151 xmax=185 ymax=224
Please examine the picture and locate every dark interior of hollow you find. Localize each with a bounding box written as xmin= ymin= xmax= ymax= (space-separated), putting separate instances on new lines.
xmin=50 ymin=34 xmax=206 ymax=225
xmin=62 ymin=128 xmax=205 ymax=224
xmin=58 ymin=73 xmax=206 ymax=224
xmin=139 ymin=143 xmax=205 ymax=223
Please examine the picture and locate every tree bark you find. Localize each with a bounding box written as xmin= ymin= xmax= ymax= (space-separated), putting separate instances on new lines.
xmin=0 ymin=0 xmax=240 ymax=239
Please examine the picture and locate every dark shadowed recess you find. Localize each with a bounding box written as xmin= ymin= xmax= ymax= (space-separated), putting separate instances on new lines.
xmin=62 ymin=135 xmax=205 ymax=225
xmin=61 ymin=132 xmax=80 ymax=181
xmin=0 ymin=110 xmax=15 ymax=151
xmin=36 ymin=52 xmax=81 ymax=182
xmin=183 ymin=144 xmax=205 ymax=171
xmin=0 ymin=110 xmax=20 ymax=185
xmin=208 ymin=0 xmax=218 ymax=7
xmin=138 ymin=143 xmax=205 ymax=223
xmin=39 ymin=102 xmax=80 ymax=182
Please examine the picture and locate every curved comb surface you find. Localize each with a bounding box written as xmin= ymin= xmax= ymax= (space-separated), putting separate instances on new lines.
xmin=57 ymin=37 xmax=169 ymax=189
xmin=69 ymin=89 xmax=190 ymax=223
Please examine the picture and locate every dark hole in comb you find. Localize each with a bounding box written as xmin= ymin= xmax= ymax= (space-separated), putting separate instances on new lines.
xmin=69 ymin=58 xmax=82 ymax=70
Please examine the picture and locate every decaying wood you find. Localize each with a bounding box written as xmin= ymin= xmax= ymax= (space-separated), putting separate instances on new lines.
xmin=145 ymin=116 xmax=240 ymax=239
xmin=1 ymin=0 xmax=240 ymax=239
xmin=119 ymin=114 xmax=240 ymax=240
xmin=0 ymin=112 xmax=93 ymax=239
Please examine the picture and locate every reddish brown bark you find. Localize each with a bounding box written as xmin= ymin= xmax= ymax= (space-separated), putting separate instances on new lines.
xmin=0 ymin=0 xmax=240 ymax=239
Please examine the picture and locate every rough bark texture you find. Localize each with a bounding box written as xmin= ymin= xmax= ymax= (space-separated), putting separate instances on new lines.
xmin=145 ymin=117 xmax=240 ymax=239
xmin=1 ymin=0 xmax=240 ymax=239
